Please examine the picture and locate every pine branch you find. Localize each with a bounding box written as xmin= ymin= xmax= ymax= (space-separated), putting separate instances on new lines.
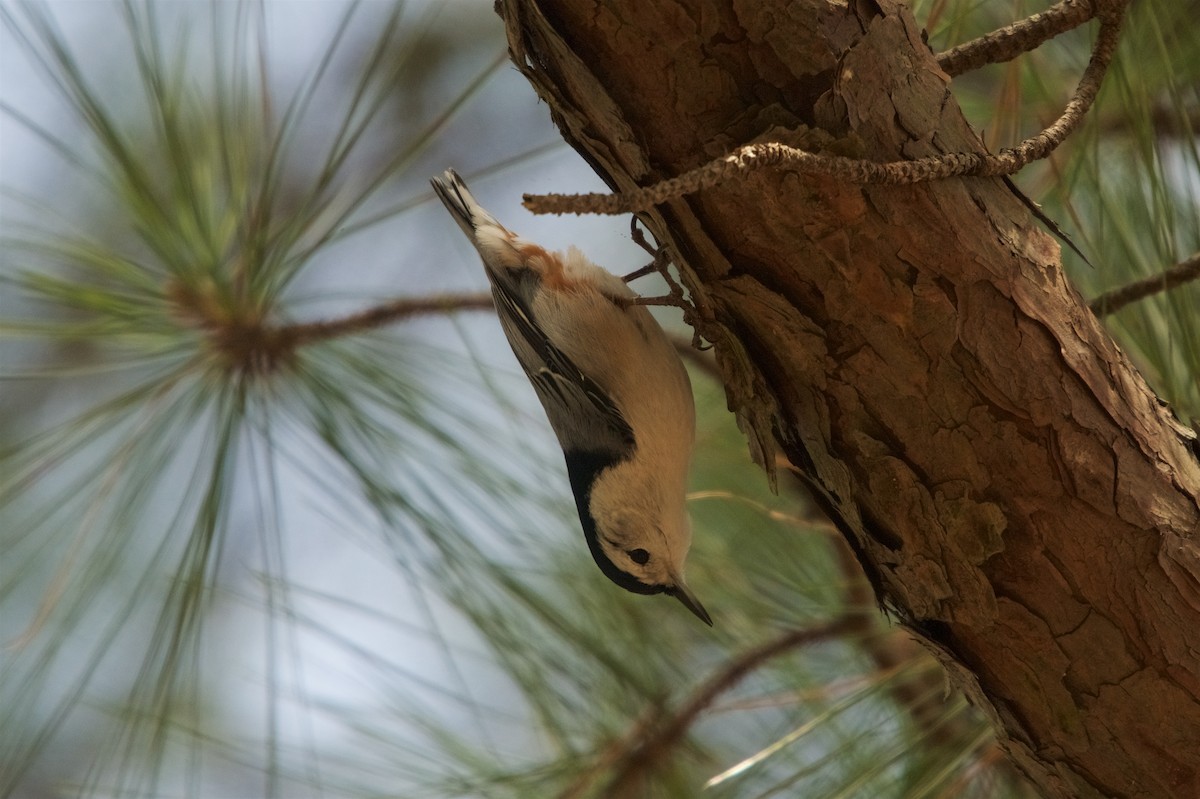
xmin=581 ymin=617 xmax=859 ymax=799
xmin=1089 ymin=252 xmax=1200 ymax=317
xmin=168 ymin=287 xmax=495 ymax=373
xmin=936 ymin=0 xmax=1097 ymax=77
xmin=271 ymin=293 xmax=495 ymax=347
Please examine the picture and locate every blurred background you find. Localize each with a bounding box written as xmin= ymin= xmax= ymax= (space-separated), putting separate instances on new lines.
xmin=1 ymin=1 xmax=1195 ymax=797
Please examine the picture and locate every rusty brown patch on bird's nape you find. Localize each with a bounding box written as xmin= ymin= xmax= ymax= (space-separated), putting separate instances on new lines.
xmin=516 ymin=241 xmax=553 ymax=263
xmin=518 ymin=241 xmax=579 ymax=291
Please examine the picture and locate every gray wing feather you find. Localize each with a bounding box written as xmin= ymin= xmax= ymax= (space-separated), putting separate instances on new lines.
xmin=487 ymin=269 xmax=634 ymax=457
xmin=431 ymin=168 xmax=634 ymax=457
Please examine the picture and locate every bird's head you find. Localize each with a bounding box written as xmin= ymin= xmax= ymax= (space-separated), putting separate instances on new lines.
xmin=580 ymin=457 xmax=712 ymax=626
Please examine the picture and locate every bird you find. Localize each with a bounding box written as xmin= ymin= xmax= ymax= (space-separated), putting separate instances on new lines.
xmin=430 ymin=168 xmax=711 ymax=626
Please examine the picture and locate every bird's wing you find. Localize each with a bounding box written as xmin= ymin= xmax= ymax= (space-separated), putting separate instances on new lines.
xmin=430 ymin=168 xmax=634 ymax=456
xmin=488 ymin=269 xmax=635 ymax=457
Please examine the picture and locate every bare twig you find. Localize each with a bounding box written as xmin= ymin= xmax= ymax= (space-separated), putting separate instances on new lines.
xmin=936 ymin=0 xmax=1096 ymax=77
xmin=523 ymin=2 xmax=1129 ymax=217
xmin=1099 ymin=105 xmax=1200 ymax=139
xmin=554 ymin=705 xmax=665 ymax=799
xmin=979 ymin=0 xmax=1127 ymax=171
xmin=932 ymin=742 xmax=1024 ymax=799
xmin=168 ymin=285 xmax=496 ymax=373
xmin=1089 ymin=252 xmax=1200 ymax=317
xmin=592 ymin=618 xmax=858 ymax=798
xmin=270 ymin=292 xmax=495 ymax=348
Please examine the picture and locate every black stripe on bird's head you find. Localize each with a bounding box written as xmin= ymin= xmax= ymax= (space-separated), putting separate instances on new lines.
xmin=562 ymin=449 xmax=668 ymax=597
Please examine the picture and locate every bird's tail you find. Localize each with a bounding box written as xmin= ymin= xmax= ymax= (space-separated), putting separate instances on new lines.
xmin=430 ymin=169 xmax=504 ymax=241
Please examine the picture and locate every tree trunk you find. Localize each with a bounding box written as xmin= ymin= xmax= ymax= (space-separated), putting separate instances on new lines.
xmin=497 ymin=1 xmax=1200 ymax=797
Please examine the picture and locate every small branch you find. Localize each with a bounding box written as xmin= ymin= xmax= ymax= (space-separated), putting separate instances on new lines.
xmin=523 ymin=1 xmax=1129 ymax=217
xmin=168 ymin=284 xmax=496 ymax=373
xmin=590 ymin=618 xmax=858 ymax=799
xmin=936 ymin=0 xmax=1096 ymax=77
xmin=982 ymin=0 xmax=1127 ymax=171
xmin=554 ymin=705 xmax=664 ymax=799
xmin=270 ymin=292 xmax=495 ymax=349
xmin=1089 ymin=253 xmax=1200 ymax=317
xmin=933 ymin=742 xmax=1024 ymax=799
xmin=1099 ymin=105 xmax=1200 ymax=139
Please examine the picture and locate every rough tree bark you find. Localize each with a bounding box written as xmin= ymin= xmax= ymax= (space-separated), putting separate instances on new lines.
xmin=496 ymin=1 xmax=1200 ymax=797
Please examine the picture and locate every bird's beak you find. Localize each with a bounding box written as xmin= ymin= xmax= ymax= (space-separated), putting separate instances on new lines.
xmin=670 ymin=578 xmax=713 ymax=627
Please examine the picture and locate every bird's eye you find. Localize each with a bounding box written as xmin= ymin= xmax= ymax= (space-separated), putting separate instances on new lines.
xmin=627 ymin=548 xmax=650 ymax=565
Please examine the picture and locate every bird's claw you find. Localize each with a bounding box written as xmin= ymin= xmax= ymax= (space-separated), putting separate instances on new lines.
xmin=624 ymin=218 xmax=710 ymax=350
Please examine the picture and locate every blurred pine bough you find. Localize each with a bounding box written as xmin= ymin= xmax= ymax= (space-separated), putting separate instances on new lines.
xmin=1 ymin=1 xmax=1195 ymax=798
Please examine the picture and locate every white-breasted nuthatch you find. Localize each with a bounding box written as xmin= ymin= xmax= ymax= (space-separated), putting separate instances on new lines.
xmin=431 ymin=169 xmax=711 ymax=626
